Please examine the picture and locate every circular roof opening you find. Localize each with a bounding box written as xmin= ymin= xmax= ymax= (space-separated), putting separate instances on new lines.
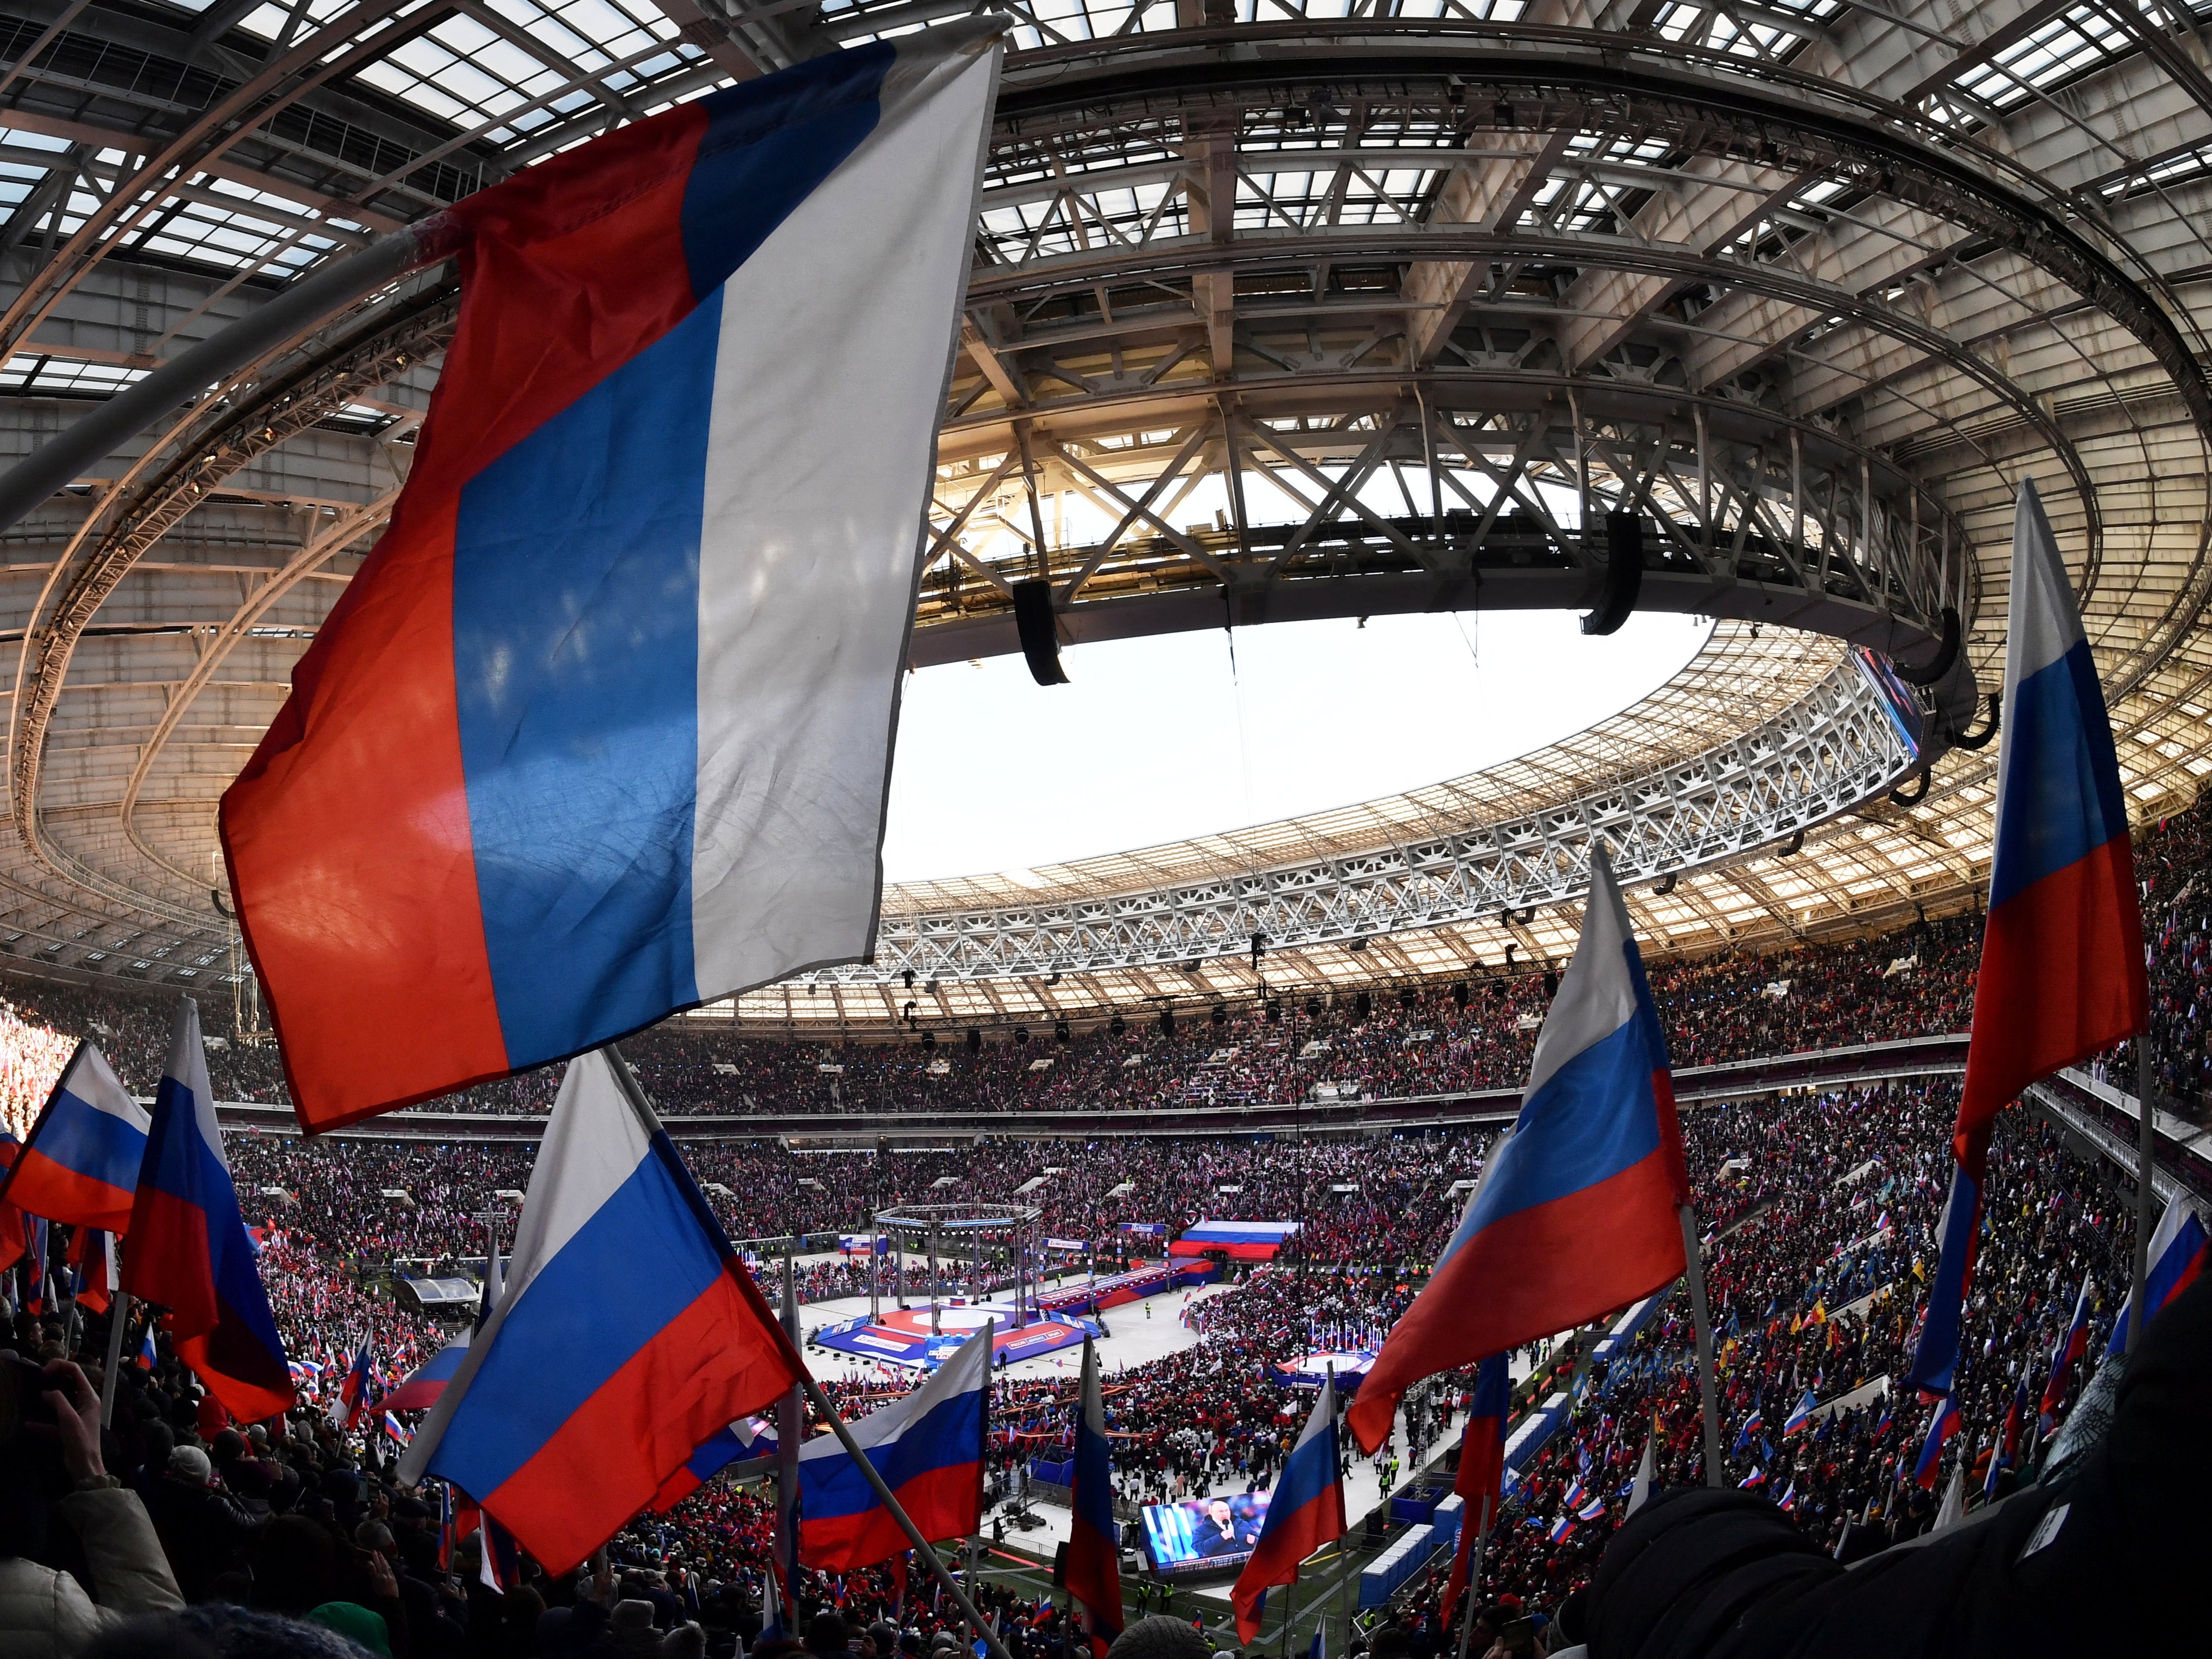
xmin=880 ymin=609 xmax=1712 ymax=882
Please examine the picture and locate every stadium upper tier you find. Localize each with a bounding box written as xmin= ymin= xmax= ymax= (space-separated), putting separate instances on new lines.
xmin=0 ymin=0 xmax=2208 ymax=1024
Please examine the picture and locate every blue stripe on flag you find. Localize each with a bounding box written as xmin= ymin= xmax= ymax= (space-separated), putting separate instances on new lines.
xmin=799 ymin=1387 xmax=984 ymax=1521
xmin=1466 ymin=1017 xmax=1661 ymax=1228
xmin=433 ymin=1148 xmax=728 ymax=1499
xmin=453 ymin=294 xmax=725 ymax=1063
xmin=1989 ymin=638 xmax=2129 ymax=909
xmin=29 ymin=1088 xmax=145 ymax=1184
xmin=680 ymin=44 xmax=893 ymax=301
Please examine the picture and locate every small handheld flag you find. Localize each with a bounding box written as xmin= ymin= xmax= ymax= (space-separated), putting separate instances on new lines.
xmin=2105 ymin=1198 xmax=2206 ymax=1354
xmin=1439 ymin=1354 xmax=1510 ymax=1625
xmin=1232 ymin=1375 xmax=1346 ymax=1643
xmin=1783 ymin=1390 xmax=1817 ymax=1437
xmin=1908 ymin=481 xmax=2146 ymax=1395
xmin=1065 ymin=1339 xmax=1123 ymax=1659
xmin=120 ymin=1000 xmax=293 ymax=1421
xmin=399 ymin=1050 xmax=805 ymax=1572
xmin=1915 ymin=1398 xmax=1962 ymax=1490
xmin=2037 ymin=1274 xmax=2094 ymax=1432
xmin=0 ymin=1043 xmax=148 ymax=1233
xmin=1348 ymin=846 xmax=1687 ymax=1452
xmin=797 ymin=1325 xmax=988 ymax=1570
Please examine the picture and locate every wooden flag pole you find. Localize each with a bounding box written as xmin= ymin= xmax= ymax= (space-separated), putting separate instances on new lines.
xmin=1678 ymin=1205 xmax=1724 ymax=1487
xmin=98 ymin=1291 xmax=130 ymax=1426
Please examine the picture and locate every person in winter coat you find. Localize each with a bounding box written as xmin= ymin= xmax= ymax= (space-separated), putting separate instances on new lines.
xmin=0 ymin=1358 xmax=184 ymax=1658
xmin=1580 ymin=1266 xmax=2212 ymax=1658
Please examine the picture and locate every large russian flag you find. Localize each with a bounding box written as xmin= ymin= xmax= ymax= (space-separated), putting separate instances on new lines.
xmin=1232 ymin=1374 xmax=1346 ymax=1643
xmin=1908 ymin=481 xmax=2146 ymax=1394
xmin=2106 ymin=1197 xmax=2206 ymax=1355
xmin=797 ymin=1324 xmax=987 ymax=1569
xmin=120 ymin=1000 xmax=295 ymax=1421
xmin=219 ymin=23 xmax=1004 ymax=1131
xmin=399 ymin=1049 xmax=805 ymax=1572
xmin=0 ymin=1043 xmax=148 ymax=1234
xmin=1065 ymin=1337 xmax=1123 ymax=1659
xmin=1347 ymin=845 xmax=1688 ymax=1452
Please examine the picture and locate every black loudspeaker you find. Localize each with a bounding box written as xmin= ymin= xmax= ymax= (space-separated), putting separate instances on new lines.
xmin=966 ymin=1027 xmax=982 ymax=1051
xmin=1012 ymin=578 xmax=1069 ymax=685
xmin=1580 ymin=512 xmax=1643 ymax=636
xmin=1355 ymin=991 xmax=1372 ymax=1020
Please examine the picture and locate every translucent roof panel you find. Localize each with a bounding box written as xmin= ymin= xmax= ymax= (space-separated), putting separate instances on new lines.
xmin=1951 ymin=4 xmax=2136 ymax=112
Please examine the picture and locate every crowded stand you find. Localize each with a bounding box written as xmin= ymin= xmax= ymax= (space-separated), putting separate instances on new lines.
xmin=4 ymin=811 xmax=2207 ymax=1658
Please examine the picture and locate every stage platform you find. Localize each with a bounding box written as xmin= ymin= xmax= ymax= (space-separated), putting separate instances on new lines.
xmin=811 ymin=1301 xmax=1100 ymax=1371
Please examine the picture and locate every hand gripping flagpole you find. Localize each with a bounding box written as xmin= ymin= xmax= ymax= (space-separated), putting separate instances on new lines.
xmin=602 ymin=1045 xmax=1011 ymax=1659
xmin=1677 ymin=1205 xmax=1725 ymax=1488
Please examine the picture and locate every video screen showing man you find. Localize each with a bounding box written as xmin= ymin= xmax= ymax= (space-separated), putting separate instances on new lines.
xmin=1141 ymin=1493 xmax=1271 ymax=1570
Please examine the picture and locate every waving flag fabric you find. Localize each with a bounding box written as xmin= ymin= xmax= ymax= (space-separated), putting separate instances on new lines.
xmin=1066 ymin=1338 xmax=1123 ymax=1659
xmin=120 ymin=1000 xmax=293 ymax=1421
xmin=1915 ymin=1398 xmax=1962 ymax=1490
xmin=652 ymin=1414 xmax=774 ymax=1512
xmin=1439 ymin=1354 xmax=1510 ymax=1626
xmin=0 ymin=1130 xmax=23 ymax=1273
xmin=1783 ymin=1390 xmax=1816 ymax=1437
xmin=331 ymin=1341 xmax=383 ymax=1430
xmin=1349 ymin=846 xmax=1688 ymax=1451
xmin=2105 ymin=1197 xmax=2206 ymax=1354
xmin=387 ymin=1250 xmax=500 ymax=1412
xmin=66 ymin=1227 xmax=115 ymax=1315
xmin=1908 ymin=481 xmax=2145 ymax=1394
xmin=400 ymin=1050 xmax=805 ymax=1571
xmin=220 ymin=22 xmax=1005 ymax=1131
xmin=2038 ymin=1274 xmax=2093 ymax=1431
xmin=0 ymin=1044 xmax=147 ymax=1233
xmin=797 ymin=1324 xmax=987 ymax=1568
xmin=1233 ymin=1375 xmax=1347 ymax=1643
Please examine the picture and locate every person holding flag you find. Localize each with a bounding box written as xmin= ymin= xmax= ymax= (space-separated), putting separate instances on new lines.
xmin=1907 ymin=481 xmax=2148 ymax=1396
xmin=1231 ymin=1374 xmax=1346 ymax=1645
xmin=121 ymin=999 xmax=294 ymax=1421
xmin=399 ymin=1049 xmax=805 ymax=1572
xmin=1347 ymin=846 xmax=1707 ymax=1471
xmin=1066 ymin=1338 xmax=1123 ymax=1659
xmin=330 ymin=1340 xmax=382 ymax=1430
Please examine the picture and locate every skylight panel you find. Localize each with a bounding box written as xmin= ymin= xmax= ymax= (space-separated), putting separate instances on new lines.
xmin=7 ymin=355 xmax=151 ymax=395
xmin=1953 ymin=5 xmax=2131 ymax=111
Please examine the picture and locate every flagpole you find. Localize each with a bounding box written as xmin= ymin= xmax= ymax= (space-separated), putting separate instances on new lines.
xmin=1332 ymin=1366 xmax=1352 ymax=1657
xmin=1451 ymin=1497 xmax=1491 ymax=1659
xmin=1677 ymin=1205 xmax=1724 ymax=1488
xmin=98 ymin=1291 xmax=130 ymax=1426
xmin=2128 ymin=1031 xmax=2159 ymax=1355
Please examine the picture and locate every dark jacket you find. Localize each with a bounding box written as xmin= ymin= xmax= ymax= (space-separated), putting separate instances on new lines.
xmin=1585 ymin=1267 xmax=2212 ymax=1659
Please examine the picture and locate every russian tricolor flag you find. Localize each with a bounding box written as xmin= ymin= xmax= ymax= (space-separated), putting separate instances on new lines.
xmin=2106 ymin=1197 xmax=2206 ymax=1355
xmin=385 ymin=1334 xmax=471 ymax=1414
xmin=1439 ymin=1354 xmax=1509 ymax=1626
xmin=1348 ymin=845 xmax=1688 ymax=1452
xmin=797 ymin=1324 xmax=987 ymax=1569
xmin=1783 ymin=1389 xmax=1817 ymax=1437
xmin=1065 ymin=1338 xmax=1123 ymax=1659
xmin=330 ymin=1340 xmax=383 ymax=1430
xmin=2037 ymin=1273 xmax=2094 ymax=1431
xmin=1915 ymin=1397 xmax=1962 ymax=1489
xmin=219 ymin=24 xmax=1004 ymax=1131
xmin=1908 ymin=481 xmax=2146 ymax=1394
xmin=400 ymin=1049 xmax=804 ymax=1572
xmin=119 ymin=1000 xmax=294 ymax=1421
xmin=1233 ymin=1374 xmax=1346 ymax=1643
xmin=0 ymin=1044 xmax=147 ymax=1234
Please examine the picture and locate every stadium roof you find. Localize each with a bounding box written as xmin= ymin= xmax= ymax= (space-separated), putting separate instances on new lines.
xmin=0 ymin=0 xmax=2208 ymax=1031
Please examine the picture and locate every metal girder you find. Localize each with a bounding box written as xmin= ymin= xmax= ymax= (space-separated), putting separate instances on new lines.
xmin=800 ymin=652 xmax=1919 ymax=986
xmin=917 ymin=378 xmax=1967 ymax=675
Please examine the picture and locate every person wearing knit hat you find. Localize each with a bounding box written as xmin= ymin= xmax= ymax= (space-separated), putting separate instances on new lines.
xmin=167 ymin=1444 xmax=213 ymax=1485
xmin=611 ymin=1597 xmax=663 ymax=1655
xmin=307 ymin=1599 xmax=394 ymax=1656
xmin=1106 ymin=1615 xmax=1216 ymax=1659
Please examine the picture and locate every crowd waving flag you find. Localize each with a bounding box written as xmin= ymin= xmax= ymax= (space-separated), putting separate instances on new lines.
xmin=796 ymin=1323 xmax=988 ymax=1568
xmin=1907 ymin=480 xmax=2146 ymax=1395
xmin=1232 ymin=1373 xmax=1347 ymax=1643
xmin=2105 ymin=1196 xmax=2206 ymax=1354
xmin=0 ymin=1043 xmax=147 ymax=1232
xmin=1065 ymin=1338 xmax=1123 ymax=1659
xmin=399 ymin=1049 xmax=805 ymax=1572
xmin=1348 ymin=844 xmax=1688 ymax=1452
xmin=219 ymin=22 xmax=1006 ymax=1131
xmin=120 ymin=999 xmax=294 ymax=1421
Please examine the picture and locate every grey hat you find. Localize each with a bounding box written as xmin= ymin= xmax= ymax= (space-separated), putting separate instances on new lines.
xmin=1105 ymin=1618 xmax=1217 ymax=1659
xmin=168 ymin=1444 xmax=214 ymax=1484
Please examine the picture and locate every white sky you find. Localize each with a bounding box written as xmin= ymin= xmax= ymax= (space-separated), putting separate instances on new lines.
xmin=879 ymin=609 xmax=1712 ymax=882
